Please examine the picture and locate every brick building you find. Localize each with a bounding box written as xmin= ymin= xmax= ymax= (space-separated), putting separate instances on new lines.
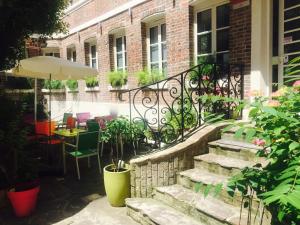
xmin=41 ymin=0 xmax=300 ymax=117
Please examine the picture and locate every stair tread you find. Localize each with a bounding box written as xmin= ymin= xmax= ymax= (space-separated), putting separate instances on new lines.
xmin=194 ymin=153 xmax=255 ymax=169
xmin=156 ymin=184 xmax=247 ymax=224
xmin=126 ymin=198 xmax=204 ymax=225
xmin=179 ymin=168 xmax=230 ymax=185
xmin=209 ymin=139 xmax=261 ymax=151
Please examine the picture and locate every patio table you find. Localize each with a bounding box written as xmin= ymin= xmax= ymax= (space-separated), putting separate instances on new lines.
xmin=54 ymin=128 xmax=86 ymax=174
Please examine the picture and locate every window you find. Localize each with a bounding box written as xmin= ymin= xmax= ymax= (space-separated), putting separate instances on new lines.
xmin=148 ymin=22 xmax=167 ymax=75
xmin=89 ymin=44 xmax=98 ymax=69
xmin=67 ymin=48 xmax=76 ymax=62
xmin=114 ymin=36 xmax=127 ymax=72
xmin=196 ymin=3 xmax=230 ymax=64
xmin=45 ymin=52 xmax=60 ymax=58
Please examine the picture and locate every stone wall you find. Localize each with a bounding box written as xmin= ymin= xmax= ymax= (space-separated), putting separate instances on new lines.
xmin=129 ymin=123 xmax=227 ymax=198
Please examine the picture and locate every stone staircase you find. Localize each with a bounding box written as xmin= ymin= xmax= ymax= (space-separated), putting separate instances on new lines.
xmin=126 ymin=130 xmax=270 ymax=225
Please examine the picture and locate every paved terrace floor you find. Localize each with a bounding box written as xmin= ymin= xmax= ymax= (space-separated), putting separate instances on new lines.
xmin=0 ymin=150 xmax=138 ymax=225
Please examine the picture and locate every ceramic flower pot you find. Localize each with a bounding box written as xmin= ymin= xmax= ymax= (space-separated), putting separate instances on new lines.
xmin=104 ymin=164 xmax=130 ymax=207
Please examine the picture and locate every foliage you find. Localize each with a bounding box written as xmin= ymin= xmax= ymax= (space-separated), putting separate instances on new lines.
xmin=226 ymin=83 xmax=300 ymax=224
xmin=135 ymin=69 xmax=165 ymax=86
xmin=100 ymin=117 xmax=145 ymax=171
xmin=284 ymin=56 xmax=300 ymax=84
xmin=108 ymin=71 xmax=127 ymax=88
xmin=190 ymin=56 xmax=215 ymax=82
xmin=66 ymin=79 xmax=78 ymax=91
xmin=43 ymin=79 xmax=65 ymax=89
xmin=0 ymin=0 xmax=68 ymax=70
xmin=0 ymin=92 xmax=37 ymax=189
xmin=5 ymin=77 xmax=33 ymax=89
xmin=85 ymin=76 xmax=99 ymax=88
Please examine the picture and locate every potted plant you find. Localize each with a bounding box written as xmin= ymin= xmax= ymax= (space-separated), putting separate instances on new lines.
xmin=135 ymin=69 xmax=166 ymax=89
xmin=0 ymin=92 xmax=40 ymax=217
xmin=42 ymin=79 xmax=65 ymax=93
xmin=85 ymin=76 xmax=99 ymax=91
xmin=108 ymin=71 xmax=128 ymax=90
xmin=66 ymin=79 xmax=78 ymax=92
xmin=102 ymin=117 xmax=131 ymax=207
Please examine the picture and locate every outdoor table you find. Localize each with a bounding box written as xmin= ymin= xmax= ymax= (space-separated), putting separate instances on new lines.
xmin=54 ymin=128 xmax=86 ymax=174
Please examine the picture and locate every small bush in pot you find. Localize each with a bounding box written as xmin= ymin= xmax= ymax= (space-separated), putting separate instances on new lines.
xmin=66 ymin=79 xmax=78 ymax=91
xmin=43 ymin=79 xmax=65 ymax=89
xmin=135 ymin=69 xmax=164 ymax=86
xmin=108 ymin=71 xmax=127 ymax=88
xmin=0 ymin=92 xmax=40 ymax=217
xmin=85 ymin=76 xmax=99 ymax=88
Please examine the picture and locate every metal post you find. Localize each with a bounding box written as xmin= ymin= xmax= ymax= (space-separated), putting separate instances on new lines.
xmin=180 ymin=73 xmax=184 ymax=142
xmin=34 ymin=78 xmax=37 ymax=122
xmin=157 ymin=83 xmax=160 ymax=148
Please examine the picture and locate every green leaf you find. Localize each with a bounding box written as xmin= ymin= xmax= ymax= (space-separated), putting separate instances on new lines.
xmin=203 ymin=184 xmax=212 ymax=197
xmin=234 ymin=127 xmax=245 ymax=139
xmin=245 ymin=128 xmax=256 ymax=142
xmin=278 ymin=209 xmax=285 ymax=222
xmin=213 ymin=183 xmax=223 ymax=197
xmin=194 ymin=182 xmax=203 ymax=193
xmin=289 ymin=142 xmax=300 ymax=151
xmin=262 ymin=106 xmax=278 ymax=116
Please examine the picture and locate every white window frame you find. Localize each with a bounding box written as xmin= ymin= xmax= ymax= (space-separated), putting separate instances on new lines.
xmin=89 ymin=42 xmax=98 ymax=69
xmin=71 ymin=49 xmax=76 ymax=62
xmin=114 ymin=34 xmax=127 ymax=72
xmin=146 ymin=19 xmax=167 ymax=75
xmin=194 ymin=0 xmax=230 ymax=64
xmin=43 ymin=48 xmax=60 ymax=58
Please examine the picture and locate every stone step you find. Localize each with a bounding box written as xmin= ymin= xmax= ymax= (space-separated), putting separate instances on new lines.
xmin=194 ymin=153 xmax=254 ymax=176
xmin=126 ymin=198 xmax=204 ymax=225
xmin=153 ymin=184 xmax=255 ymax=225
xmin=221 ymin=128 xmax=251 ymax=143
xmin=177 ymin=168 xmax=260 ymax=210
xmin=208 ymin=139 xmax=261 ymax=161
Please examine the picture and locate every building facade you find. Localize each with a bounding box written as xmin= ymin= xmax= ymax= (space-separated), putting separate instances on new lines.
xmin=41 ymin=0 xmax=300 ymax=118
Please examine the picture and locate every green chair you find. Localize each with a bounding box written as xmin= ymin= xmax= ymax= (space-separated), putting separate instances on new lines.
xmin=65 ymin=131 xmax=101 ymax=180
xmin=86 ymin=119 xmax=100 ymax=132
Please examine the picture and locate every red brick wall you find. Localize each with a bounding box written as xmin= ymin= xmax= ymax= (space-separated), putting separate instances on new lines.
xmin=229 ymin=4 xmax=251 ymax=97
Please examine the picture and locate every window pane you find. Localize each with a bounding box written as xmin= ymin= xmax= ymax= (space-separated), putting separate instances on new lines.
xmin=45 ymin=53 xmax=53 ymax=56
xmin=217 ymin=4 xmax=230 ymax=28
xmin=197 ymin=9 xmax=211 ymax=32
xmin=285 ymin=6 xmax=300 ymax=20
xmin=117 ymin=53 xmax=123 ymax=69
xmin=116 ymin=37 xmax=123 ymax=52
xmin=124 ymin=36 xmax=127 ymax=51
xmin=162 ymin=43 xmax=167 ymax=61
xmin=285 ymin=0 xmax=300 ymax=9
xmin=161 ymin=24 xmax=166 ymax=42
xmin=92 ymin=59 xmax=97 ymax=68
xmin=72 ymin=51 xmax=76 ymax=62
xmin=91 ymin=45 xmax=96 ymax=58
xmin=216 ymin=52 xmax=229 ymax=64
xmin=150 ymin=45 xmax=159 ymax=62
xmin=151 ymin=63 xmax=159 ymax=71
xmin=54 ymin=53 xmax=60 ymax=58
xmin=285 ymin=18 xmax=300 ymax=32
xmin=197 ymin=33 xmax=212 ymax=54
xmin=162 ymin=62 xmax=167 ymax=76
xmin=150 ymin=26 xmax=158 ymax=44
xmin=125 ymin=52 xmax=127 ymax=67
xmin=217 ymin=29 xmax=229 ymax=52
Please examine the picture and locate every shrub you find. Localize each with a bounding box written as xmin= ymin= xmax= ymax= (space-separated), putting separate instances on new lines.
xmin=66 ymin=79 xmax=78 ymax=91
xmin=43 ymin=79 xmax=65 ymax=89
xmin=135 ymin=69 xmax=164 ymax=86
xmin=85 ymin=76 xmax=99 ymax=88
xmin=108 ymin=71 xmax=127 ymax=88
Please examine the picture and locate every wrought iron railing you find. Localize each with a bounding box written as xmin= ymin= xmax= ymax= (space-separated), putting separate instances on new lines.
xmin=126 ymin=63 xmax=244 ymax=149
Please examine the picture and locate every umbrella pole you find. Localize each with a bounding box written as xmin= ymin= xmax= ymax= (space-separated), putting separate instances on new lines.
xmin=49 ymin=74 xmax=52 ymax=146
xmin=34 ymin=78 xmax=37 ymax=123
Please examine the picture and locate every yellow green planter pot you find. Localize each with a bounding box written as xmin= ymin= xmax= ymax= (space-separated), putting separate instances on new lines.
xmin=103 ymin=164 xmax=130 ymax=207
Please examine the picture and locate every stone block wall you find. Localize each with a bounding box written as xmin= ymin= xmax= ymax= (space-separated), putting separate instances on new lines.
xmin=129 ymin=123 xmax=227 ymax=198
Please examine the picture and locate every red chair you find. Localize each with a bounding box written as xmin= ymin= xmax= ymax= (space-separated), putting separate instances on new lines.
xmin=76 ymin=112 xmax=91 ymax=128
xmin=66 ymin=117 xmax=76 ymax=129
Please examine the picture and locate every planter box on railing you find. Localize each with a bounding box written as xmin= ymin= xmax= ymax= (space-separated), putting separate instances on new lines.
xmin=66 ymin=87 xmax=79 ymax=93
xmin=108 ymin=85 xmax=128 ymax=93
xmin=42 ymin=89 xmax=65 ymax=94
xmin=85 ymin=86 xmax=100 ymax=92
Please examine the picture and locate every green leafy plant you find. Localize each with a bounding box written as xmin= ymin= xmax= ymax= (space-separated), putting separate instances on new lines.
xmin=43 ymin=79 xmax=65 ymax=89
xmin=66 ymin=79 xmax=78 ymax=91
xmin=85 ymin=76 xmax=99 ymax=88
xmin=226 ymin=82 xmax=300 ymax=224
xmin=135 ymin=69 xmax=165 ymax=86
xmin=190 ymin=56 xmax=215 ymax=82
xmin=108 ymin=71 xmax=127 ymax=88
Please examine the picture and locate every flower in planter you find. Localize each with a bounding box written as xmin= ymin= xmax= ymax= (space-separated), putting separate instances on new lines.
xmin=85 ymin=76 xmax=99 ymax=88
xmin=108 ymin=71 xmax=127 ymax=88
xmin=135 ymin=69 xmax=164 ymax=86
xmin=43 ymin=79 xmax=65 ymax=90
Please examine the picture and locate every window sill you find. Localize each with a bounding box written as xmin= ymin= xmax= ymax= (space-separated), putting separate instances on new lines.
xmin=85 ymin=86 xmax=100 ymax=92
xmin=67 ymin=88 xmax=79 ymax=93
xmin=108 ymin=85 xmax=128 ymax=92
